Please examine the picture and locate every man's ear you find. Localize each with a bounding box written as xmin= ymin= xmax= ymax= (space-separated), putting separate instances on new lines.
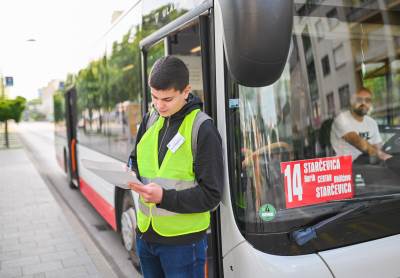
xmin=183 ymin=85 xmax=191 ymax=99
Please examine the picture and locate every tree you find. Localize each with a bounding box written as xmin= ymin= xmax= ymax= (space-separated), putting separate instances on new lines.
xmin=0 ymin=96 xmax=26 ymax=148
xmin=53 ymin=91 xmax=65 ymax=123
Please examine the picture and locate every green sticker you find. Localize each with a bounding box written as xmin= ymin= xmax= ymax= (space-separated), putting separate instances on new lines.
xmin=258 ymin=204 xmax=276 ymax=222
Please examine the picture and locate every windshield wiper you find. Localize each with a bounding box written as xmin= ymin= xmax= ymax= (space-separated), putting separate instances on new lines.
xmin=291 ymin=204 xmax=367 ymax=246
xmin=291 ymin=193 xmax=400 ymax=246
xmin=328 ymin=193 xmax=400 ymax=203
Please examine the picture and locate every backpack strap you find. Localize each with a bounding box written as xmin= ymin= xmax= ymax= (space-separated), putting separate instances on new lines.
xmin=145 ymin=109 xmax=160 ymax=131
xmin=191 ymin=111 xmax=212 ymax=162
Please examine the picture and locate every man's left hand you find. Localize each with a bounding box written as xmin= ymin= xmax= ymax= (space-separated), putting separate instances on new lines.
xmin=128 ymin=182 xmax=163 ymax=204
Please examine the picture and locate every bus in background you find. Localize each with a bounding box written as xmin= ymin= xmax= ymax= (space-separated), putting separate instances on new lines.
xmin=54 ymin=0 xmax=400 ymax=277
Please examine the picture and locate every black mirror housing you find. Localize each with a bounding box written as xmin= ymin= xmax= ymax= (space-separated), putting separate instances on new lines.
xmin=219 ymin=0 xmax=293 ymax=87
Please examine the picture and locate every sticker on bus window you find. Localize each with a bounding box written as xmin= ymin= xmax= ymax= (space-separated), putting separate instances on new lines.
xmin=280 ymin=156 xmax=353 ymax=209
xmin=258 ymin=204 xmax=276 ymax=222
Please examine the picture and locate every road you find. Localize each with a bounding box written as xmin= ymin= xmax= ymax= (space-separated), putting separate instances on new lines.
xmin=17 ymin=121 xmax=140 ymax=278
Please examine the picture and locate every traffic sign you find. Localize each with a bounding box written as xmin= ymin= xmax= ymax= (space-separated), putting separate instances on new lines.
xmin=5 ymin=76 xmax=13 ymax=87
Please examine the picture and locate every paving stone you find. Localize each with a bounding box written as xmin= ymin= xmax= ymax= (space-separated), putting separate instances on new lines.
xmin=86 ymin=264 xmax=101 ymax=275
xmin=22 ymin=261 xmax=63 ymax=275
xmin=16 ymin=272 xmax=47 ymax=278
xmin=45 ymin=265 xmax=88 ymax=278
xmin=20 ymin=246 xmax=56 ymax=257
xmin=0 ymin=266 xmax=22 ymax=277
xmin=2 ymin=255 xmax=40 ymax=268
xmin=0 ymin=250 xmax=21 ymax=261
xmin=2 ymin=242 xmax=37 ymax=252
xmin=55 ymin=241 xmax=85 ymax=252
xmin=40 ymin=250 xmax=77 ymax=262
xmin=36 ymin=236 xmax=74 ymax=248
xmin=0 ymin=238 xmax=19 ymax=246
xmin=62 ymin=255 xmax=92 ymax=268
xmin=0 ymin=147 xmax=117 ymax=278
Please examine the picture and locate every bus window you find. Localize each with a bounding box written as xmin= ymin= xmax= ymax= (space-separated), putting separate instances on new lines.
xmin=167 ymin=23 xmax=204 ymax=102
xmin=146 ymin=41 xmax=165 ymax=111
xmin=226 ymin=1 xmax=400 ymax=255
xmin=75 ymin=6 xmax=143 ymax=162
xmin=145 ymin=21 xmax=204 ymax=103
xmin=54 ymin=90 xmax=67 ymax=171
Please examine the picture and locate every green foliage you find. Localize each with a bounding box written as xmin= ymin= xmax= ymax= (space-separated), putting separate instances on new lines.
xmin=53 ymin=91 xmax=65 ymax=123
xmin=30 ymin=111 xmax=46 ymax=121
xmin=0 ymin=100 xmax=11 ymax=122
xmin=0 ymin=96 xmax=26 ymax=123
xmin=0 ymin=96 xmax=26 ymax=148
xmin=60 ymin=3 xmax=188 ymax=134
xmin=28 ymin=98 xmax=42 ymax=105
xmin=363 ymin=76 xmax=386 ymax=107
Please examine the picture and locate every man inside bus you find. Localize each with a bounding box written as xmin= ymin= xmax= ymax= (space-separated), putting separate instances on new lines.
xmin=127 ymin=56 xmax=223 ymax=277
xmin=330 ymin=87 xmax=392 ymax=164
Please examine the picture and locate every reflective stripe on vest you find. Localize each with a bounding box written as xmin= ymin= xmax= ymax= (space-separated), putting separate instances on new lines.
xmin=136 ymin=109 xmax=210 ymax=237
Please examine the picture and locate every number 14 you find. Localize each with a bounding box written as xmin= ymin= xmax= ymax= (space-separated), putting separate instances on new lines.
xmin=284 ymin=164 xmax=303 ymax=202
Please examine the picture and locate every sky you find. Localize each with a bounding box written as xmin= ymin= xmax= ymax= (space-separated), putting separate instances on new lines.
xmin=0 ymin=0 xmax=133 ymax=100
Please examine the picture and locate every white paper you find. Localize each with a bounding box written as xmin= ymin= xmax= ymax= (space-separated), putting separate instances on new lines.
xmin=81 ymin=159 xmax=143 ymax=189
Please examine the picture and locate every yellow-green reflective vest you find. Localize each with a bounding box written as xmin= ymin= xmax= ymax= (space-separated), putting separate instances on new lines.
xmin=136 ymin=108 xmax=210 ymax=237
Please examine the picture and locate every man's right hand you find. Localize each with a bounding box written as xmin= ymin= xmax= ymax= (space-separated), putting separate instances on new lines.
xmin=377 ymin=149 xmax=392 ymax=161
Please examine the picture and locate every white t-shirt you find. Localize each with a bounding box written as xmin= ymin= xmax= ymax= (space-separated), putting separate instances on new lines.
xmin=330 ymin=110 xmax=382 ymax=161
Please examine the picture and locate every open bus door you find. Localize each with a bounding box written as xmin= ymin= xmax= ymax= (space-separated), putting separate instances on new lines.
xmin=65 ymin=87 xmax=79 ymax=188
xmin=140 ymin=7 xmax=223 ymax=276
xmin=199 ymin=13 xmax=224 ymax=278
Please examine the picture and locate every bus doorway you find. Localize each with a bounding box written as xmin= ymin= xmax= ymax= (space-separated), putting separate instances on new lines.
xmin=65 ymin=87 xmax=79 ymax=188
xmin=140 ymin=8 xmax=222 ymax=277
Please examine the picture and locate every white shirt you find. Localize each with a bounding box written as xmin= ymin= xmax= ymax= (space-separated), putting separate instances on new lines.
xmin=330 ymin=110 xmax=382 ymax=161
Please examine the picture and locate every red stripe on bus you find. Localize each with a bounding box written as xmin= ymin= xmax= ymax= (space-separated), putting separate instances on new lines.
xmin=71 ymin=139 xmax=77 ymax=172
xmin=79 ymin=178 xmax=117 ymax=231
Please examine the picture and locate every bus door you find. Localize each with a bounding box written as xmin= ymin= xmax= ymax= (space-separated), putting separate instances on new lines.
xmin=140 ymin=7 xmax=222 ymax=277
xmin=65 ymin=87 xmax=79 ymax=188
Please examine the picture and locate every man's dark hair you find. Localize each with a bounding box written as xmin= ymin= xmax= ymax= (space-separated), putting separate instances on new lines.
xmin=149 ymin=56 xmax=189 ymax=92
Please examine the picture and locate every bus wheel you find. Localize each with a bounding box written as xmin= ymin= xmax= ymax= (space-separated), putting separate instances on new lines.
xmin=121 ymin=191 xmax=141 ymax=272
xmin=67 ymin=170 xmax=78 ymax=189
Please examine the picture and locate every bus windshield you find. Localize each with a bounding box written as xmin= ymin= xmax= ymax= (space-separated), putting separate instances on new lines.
xmin=226 ymin=1 xmax=400 ymax=255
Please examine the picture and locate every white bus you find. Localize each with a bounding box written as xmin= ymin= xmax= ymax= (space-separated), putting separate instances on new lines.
xmin=54 ymin=0 xmax=400 ymax=277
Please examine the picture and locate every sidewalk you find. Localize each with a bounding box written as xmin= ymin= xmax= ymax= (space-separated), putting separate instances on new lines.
xmin=0 ymin=123 xmax=22 ymax=150
xmin=0 ymin=148 xmax=116 ymax=278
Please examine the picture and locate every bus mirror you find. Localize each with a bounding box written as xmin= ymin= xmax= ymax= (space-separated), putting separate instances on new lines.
xmin=218 ymin=0 xmax=293 ymax=87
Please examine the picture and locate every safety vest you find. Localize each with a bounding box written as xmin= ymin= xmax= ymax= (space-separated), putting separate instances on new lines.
xmin=136 ymin=108 xmax=210 ymax=237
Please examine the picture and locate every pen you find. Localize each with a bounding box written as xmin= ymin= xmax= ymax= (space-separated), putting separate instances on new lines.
xmin=128 ymin=157 xmax=133 ymax=170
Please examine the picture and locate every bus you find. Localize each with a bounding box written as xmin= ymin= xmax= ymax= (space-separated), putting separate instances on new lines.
xmin=54 ymin=0 xmax=400 ymax=277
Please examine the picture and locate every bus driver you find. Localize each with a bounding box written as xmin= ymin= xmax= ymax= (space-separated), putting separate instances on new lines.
xmin=330 ymin=87 xmax=392 ymax=164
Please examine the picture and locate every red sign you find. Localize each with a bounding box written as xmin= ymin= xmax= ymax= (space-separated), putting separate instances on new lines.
xmin=281 ymin=156 xmax=354 ymax=209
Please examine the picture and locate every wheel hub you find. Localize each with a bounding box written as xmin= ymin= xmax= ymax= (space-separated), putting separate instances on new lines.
xmin=121 ymin=207 xmax=137 ymax=251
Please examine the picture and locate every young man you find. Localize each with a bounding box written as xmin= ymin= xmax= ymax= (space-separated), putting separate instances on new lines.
xmin=127 ymin=56 xmax=223 ymax=277
xmin=330 ymin=87 xmax=391 ymax=163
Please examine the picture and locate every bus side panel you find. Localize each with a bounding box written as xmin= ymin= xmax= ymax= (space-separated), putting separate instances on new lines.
xmin=223 ymin=241 xmax=332 ymax=278
xmin=54 ymin=134 xmax=67 ymax=172
xmin=77 ymin=144 xmax=122 ymax=231
xmin=319 ymin=234 xmax=400 ymax=277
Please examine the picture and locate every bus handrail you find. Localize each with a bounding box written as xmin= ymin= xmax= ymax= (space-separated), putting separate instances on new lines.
xmin=140 ymin=0 xmax=212 ymax=50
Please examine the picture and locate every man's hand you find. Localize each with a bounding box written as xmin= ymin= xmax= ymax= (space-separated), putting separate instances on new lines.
xmin=377 ymin=149 xmax=392 ymax=161
xmin=128 ymin=182 xmax=163 ymax=204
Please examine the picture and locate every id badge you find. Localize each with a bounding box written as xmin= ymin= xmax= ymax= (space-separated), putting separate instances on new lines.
xmin=167 ymin=132 xmax=185 ymax=153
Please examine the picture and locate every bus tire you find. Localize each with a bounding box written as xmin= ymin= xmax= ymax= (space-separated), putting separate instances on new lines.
xmin=120 ymin=190 xmax=141 ymax=272
xmin=67 ymin=163 xmax=78 ymax=190
xmin=68 ymin=179 xmax=77 ymax=189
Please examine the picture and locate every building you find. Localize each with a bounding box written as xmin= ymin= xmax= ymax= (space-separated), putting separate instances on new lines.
xmin=38 ymin=79 xmax=63 ymax=121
